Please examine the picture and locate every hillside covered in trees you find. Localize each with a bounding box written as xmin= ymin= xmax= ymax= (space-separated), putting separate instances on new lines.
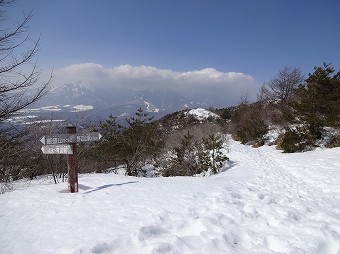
xmin=217 ymin=64 xmax=340 ymax=152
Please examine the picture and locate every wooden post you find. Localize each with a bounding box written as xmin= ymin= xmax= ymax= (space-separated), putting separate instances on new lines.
xmin=66 ymin=126 xmax=78 ymax=193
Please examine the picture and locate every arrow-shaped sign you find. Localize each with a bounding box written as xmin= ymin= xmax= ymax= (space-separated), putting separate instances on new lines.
xmin=76 ymin=132 xmax=102 ymax=142
xmin=41 ymin=144 xmax=73 ymax=154
xmin=40 ymin=134 xmax=75 ymax=145
xmin=40 ymin=132 xmax=102 ymax=145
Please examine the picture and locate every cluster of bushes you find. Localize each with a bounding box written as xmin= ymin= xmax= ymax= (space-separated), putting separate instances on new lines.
xmin=277 ymin=126 xmax=314 ymax=153
xmin=226 ymin=101 xmax=269 ymax=146
xmin=83 ymin=108 xmax=230 ymax=177
xmin=221 ymin=64 xmax=340 ymax=153
xmin=87 ymin=108 xmax=164 ymax=177
xmin=161 ymin=130 xmax=229 ymax=177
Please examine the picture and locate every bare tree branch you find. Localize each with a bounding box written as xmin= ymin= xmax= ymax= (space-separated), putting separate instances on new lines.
xmin=258 ymin=66 xmax=304 ymax=106
xmin=0 ymin=2 xmax=52 ymax=122
xmin=0 ymin=0 xmax=53 ymax=190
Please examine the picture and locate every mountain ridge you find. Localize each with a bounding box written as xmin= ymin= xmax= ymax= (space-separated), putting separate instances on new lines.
xmin=13 ymin=81 xmax=224 ymax=125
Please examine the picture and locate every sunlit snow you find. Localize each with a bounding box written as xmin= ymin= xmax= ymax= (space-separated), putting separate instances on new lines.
xmin=187 ymin=108 xmax=220 ymax=121
xmin=0 ymin=140 xmax=339 ymax=253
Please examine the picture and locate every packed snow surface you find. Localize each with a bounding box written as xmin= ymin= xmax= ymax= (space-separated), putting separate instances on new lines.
xmin=1 ymin=141 xmax=340 ymax=254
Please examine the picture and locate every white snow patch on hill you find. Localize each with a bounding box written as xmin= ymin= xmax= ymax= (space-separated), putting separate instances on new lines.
xmin=4 ymin=115 xmax=64 ymax=125
xmin=144 ymin=101 xmax=160 ymax=113
xmin=0 ymin=141 xmax=339 ymax=253
xmin=71 ymin=104 xmax=94 ymax=112
xmin=118 ymin=112 xmax=129 ymax=118
xmin=187 ymin=108 xmax=220 ymax=121
xmin=41 ymin=105 xmax=62 ymax=111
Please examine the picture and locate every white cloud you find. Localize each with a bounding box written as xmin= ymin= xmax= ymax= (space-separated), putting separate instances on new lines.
xmin=55 ymin=63 xmax=260 ymax=106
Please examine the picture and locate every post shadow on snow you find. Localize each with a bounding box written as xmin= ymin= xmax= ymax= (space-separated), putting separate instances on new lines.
xmin=83 ymin=181 xmax=138 ymax=194
xmin=78 ymin=184 xmax=92 ymax=190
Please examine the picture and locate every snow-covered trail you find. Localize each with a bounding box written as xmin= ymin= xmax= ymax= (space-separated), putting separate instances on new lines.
xmin=229 ymin=144 xmax=340 ymax=254
xmin=0 ymin=141 xmax=339 ymax=254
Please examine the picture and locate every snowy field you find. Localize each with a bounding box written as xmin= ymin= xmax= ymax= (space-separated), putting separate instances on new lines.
xmin=1 ymin=140 xmax=339 ymax=254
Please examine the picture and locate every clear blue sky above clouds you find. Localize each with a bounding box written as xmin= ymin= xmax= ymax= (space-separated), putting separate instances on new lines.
xmin=8 ymin=0 xmax=340 ymax=84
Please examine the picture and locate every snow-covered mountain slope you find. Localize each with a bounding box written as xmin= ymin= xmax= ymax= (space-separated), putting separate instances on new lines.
xmin=187 ymin=108 xmax=220 ymax=121
xmin=0 ymin=142 xmax=339 ymax=253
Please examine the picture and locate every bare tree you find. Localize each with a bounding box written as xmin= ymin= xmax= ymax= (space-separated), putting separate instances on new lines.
xmin=0 ymin=0 xmax=52 ymax=122
xmin=259 ymin=66 xmax=303 ymax=106
xmin=25 ymin=119 xmax=69 ymax=183
xmin=0 ymin=0 xmax=52 ymax=192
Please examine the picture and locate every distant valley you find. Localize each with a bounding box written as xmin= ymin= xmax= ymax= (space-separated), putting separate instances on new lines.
xmin=8 ymin=81 xmax=224 ymax=126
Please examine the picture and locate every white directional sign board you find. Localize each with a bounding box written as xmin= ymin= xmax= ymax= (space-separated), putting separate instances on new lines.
xmin=41 ymin=144 xmax=73 ymax=154
xmin=40 ymin=132 xmax=102 ymax=145
xmin=76 ymin=132 xmax=102 ymax=142
xmin=40 ymin=134 xmax=75 ymax=145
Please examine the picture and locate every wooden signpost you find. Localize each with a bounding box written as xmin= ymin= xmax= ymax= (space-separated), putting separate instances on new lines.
xmin=40 ymin=127 xmax=101 ymax=193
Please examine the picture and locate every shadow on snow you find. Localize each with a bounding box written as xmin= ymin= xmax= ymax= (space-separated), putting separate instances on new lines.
xmin=83 ymin=181 xmax=139 ymax=194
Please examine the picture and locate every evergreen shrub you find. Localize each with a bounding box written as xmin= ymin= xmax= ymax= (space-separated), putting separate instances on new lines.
xmin=278 ymin=126 xmax=313 ymax=153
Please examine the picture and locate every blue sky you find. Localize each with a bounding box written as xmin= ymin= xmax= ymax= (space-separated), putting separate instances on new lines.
xmin=7 ymin=0 xmax=340 ymax=99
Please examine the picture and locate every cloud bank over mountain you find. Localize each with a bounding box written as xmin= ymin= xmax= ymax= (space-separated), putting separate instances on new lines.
xmin=54 ymin=63 xmax=260 ymax=106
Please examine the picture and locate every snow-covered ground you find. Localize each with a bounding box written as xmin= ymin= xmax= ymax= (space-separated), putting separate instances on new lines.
xmin=1 ymin=140 xmax=339 ymax=254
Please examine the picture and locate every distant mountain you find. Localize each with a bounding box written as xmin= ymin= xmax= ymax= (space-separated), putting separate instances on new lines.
xmin=11 ymin=82 xmax=222 ymax=125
